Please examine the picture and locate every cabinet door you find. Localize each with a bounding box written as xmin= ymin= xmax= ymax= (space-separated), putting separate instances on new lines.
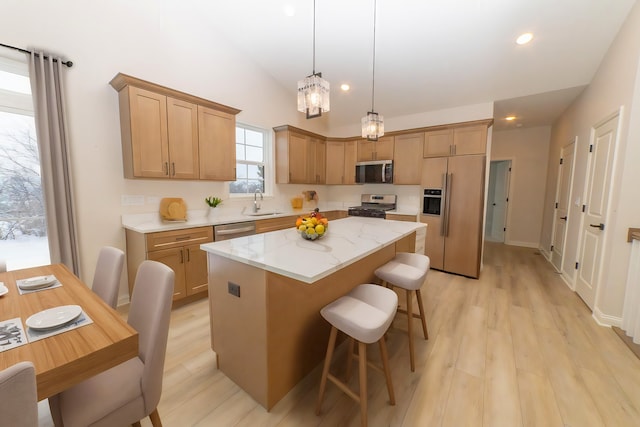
xmin=357 ymin=140 xmax=376 ymax=161
xmin=393 ymin=133 xmax=424 ymax=184
xmin=184 ymin=243 xmax=209 ymax=295
xmin=288 ymin=132 xmax=309 ymax=183
xmin=313 ymin=138 xmax=326 ymax=184
xmin=128 ymin=86 xmax=169 ymax=178
xmin=198 ymin=106 xmax=236 ymax=180
xmin=325 ymin=140 xmax=345 ymax=184
xmin=453 ymin=125 xmax=486 ymax=156
xmin=167 ymin=97 xmax=199 ymax=179
xmin=343 ymin=140 xmax=358 ymax=185
xmin=421 ymin=156 xmax=447 ymax=188
xmin=148 ymin=247 xmax=187 ymax=301
xmin=375 ymin=136 xmax=395 ymax=160
xmin=423 ymin=128 xmax=453 ymax=158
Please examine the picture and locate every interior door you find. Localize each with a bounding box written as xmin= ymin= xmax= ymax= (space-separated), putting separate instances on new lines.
xmin=485 ymin=160 xmax=510 ymax=242
xmin=551 ymin=140 xmax=575 ymax=271
xmin=576 ymin=114 xmax=619 ymax=309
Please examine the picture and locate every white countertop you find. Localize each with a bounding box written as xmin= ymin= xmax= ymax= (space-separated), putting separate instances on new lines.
xmin=200 ymin=216 xmax=426 ymax=284
xmin=122 ymin=207 xmax=419 ymax=233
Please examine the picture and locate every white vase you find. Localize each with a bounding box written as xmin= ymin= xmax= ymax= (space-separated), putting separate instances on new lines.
xmin=208 ymin=207 xmax=219 ymax=219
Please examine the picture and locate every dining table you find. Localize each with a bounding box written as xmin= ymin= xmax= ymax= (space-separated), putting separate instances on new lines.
xmin=0 ymin=263 xmax=138 ymax=401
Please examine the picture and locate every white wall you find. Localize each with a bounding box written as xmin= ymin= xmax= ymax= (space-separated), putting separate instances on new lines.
xmin=491 ymin=126 xmax=551 ymax=248
xmin=540 ymin=1 xmax=640 ymax=321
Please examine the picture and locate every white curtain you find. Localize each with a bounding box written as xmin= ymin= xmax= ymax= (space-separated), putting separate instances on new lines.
xmin=622 ymin=239 xmax=640 ymax=344
xmin=29 ymin=52 xmax=79 ymax=274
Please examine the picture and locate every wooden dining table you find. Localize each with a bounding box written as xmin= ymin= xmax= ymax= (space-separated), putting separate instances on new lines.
xmin=0 ymin=264 xmax=138 ymax=401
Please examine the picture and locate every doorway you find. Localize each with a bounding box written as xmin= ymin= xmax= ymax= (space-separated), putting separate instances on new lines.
xmin=485 ymin=160 xmax=511 ymax=243
xmin=575 ymin=112 xmax=620 ymax=309
xmin=550 ymin=139 xmax=576 ymax=273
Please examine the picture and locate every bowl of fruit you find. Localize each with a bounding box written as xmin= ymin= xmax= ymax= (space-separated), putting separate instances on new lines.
xmin=296 ymin=209 xmax=328 ymax=241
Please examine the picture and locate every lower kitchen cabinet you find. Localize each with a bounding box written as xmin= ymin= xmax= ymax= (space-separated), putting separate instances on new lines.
xmin=125 ymin=226 xmax=213 ymax=305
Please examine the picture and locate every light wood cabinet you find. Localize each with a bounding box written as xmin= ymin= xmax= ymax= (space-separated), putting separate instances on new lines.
xmin=274 ymin=126 xmax=326 ymax=184
xmin=255 ymin=215 xmax=298 ymax=234
xmin=125 ymin=226 xmax=213 ymax=305
xmin=325 ymin=139 xmax=358 ymax=185
xmin=110 ymin=73 xmax=240 ymax=181
xmin=198 ymin=106 xmax=236 ymax=180
xmin=357 ymin=136 xmax=395 ymax=161
xmin=423 ymin=124 xmax=487 ymax=158
xmin=393 ymin=132 xmax=424 ymax=184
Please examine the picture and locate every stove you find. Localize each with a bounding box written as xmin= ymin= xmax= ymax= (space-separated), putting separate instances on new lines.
xmin=348 ymin=194 xmax=397 ymax=219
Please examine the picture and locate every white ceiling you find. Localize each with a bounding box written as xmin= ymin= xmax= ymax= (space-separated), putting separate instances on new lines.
xmin=205 ymin=0 xmax=636 ymax=131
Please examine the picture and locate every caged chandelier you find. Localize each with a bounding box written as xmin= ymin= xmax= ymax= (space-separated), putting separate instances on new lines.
xmin=297 ymin=0 xmax=330 ymax=119
xmin=361 ymin=0 xmax=384 ymax=141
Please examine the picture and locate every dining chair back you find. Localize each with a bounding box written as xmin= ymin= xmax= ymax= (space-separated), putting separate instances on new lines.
xmin=91 ymin=246 xmax=125 ymax=308
xmin=0 ymin=361 xmax=38 ymax=427
xmin=0 ymin=258 xmax=6 ymax=273
xmin=49 ymin=260 xmax=174 ymax=427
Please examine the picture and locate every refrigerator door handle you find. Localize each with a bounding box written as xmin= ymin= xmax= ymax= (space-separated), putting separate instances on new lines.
xmin=440 ymin=173 xmax=447 ymax=236
xmin=444 ymin=173 xmax=453 ymax=237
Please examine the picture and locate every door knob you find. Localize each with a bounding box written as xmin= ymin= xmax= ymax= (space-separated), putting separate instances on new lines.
xmin=589 ymin=223 xmax=605 ymax=230
xmin=492 ymin=203 xmax=496 ymax=206
xmin=560 ymin=216 xmax=567 ymax=220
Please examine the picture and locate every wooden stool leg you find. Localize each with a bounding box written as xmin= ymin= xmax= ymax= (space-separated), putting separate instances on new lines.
xmin=406 ymin=289 xmax=415 ymax=372
xmin=346 ymin=337 xmax=355 ymax=381
xmin=149 ymin=409 xmax=162 ymax=427
xmin=415 ymin=289 xmax=429 ymax=340
xmin=316 ymin=326 xmax=338 ymax=415
xmin=378 ymin=337 xmax=395 ymax=405
xmin=358 ymin=341 xmax=368 ymax=427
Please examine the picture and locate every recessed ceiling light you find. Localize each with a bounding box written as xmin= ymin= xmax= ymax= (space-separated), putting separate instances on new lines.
xmin=340 ymin=84 xmax=350 ymax=91
xmin=516 ymin=33 xmax=533 ymax=45
xmin=505 ymin=116 xmax=517 ymax=121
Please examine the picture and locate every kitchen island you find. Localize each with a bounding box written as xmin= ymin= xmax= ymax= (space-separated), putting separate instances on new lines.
xmin=201 ymin=217 xmax=426 ymax=409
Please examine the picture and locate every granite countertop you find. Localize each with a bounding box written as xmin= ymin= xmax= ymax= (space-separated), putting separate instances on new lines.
xmin=200 ymin=216 xmax=426 ymax=284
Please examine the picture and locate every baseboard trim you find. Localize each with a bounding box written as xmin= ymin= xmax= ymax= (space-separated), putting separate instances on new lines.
xmin=504 ymin=240 xmax=539 ymax=248
xmin=593 ymin=307 xmax=622 ymax=327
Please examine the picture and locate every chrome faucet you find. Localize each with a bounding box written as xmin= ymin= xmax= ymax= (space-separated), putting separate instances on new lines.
xmin=253 ymin=189 xmax=263 ymax=213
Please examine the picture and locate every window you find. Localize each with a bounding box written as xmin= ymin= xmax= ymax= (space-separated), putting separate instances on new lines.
xmin=0 ymin=55 xmax=50 ymax=269
xmin=230 ymin=123 xmax=269 ymax=195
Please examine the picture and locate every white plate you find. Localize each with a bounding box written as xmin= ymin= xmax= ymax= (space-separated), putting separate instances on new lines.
xmin=26 ymin=305 xmax=82 ymax=330
xmin=18 ymin=275 xmax=57 ymax=290
xmin=0 ymin=285 xmax=7 ymax=296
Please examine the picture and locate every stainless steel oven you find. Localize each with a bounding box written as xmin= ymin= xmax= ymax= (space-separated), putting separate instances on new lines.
xmin=423 ymin=188 xmax=443 ymax=216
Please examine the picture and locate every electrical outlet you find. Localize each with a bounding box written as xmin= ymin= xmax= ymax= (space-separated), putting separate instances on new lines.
xmin=228 ymin=282 xmax=240 ymax=298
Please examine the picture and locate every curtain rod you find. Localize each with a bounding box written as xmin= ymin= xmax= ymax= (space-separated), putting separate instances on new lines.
xmin=0 ymin=43 xmax=73 ymax=67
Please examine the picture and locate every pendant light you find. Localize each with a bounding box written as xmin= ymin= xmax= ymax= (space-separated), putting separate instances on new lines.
xmin=361 ymin=0 xmax=384 ymax=141
xmin=297 ymin=0 xmax=330 ymax=119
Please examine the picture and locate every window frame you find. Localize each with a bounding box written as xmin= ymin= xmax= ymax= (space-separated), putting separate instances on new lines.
xmin=229 ymin=122 xmax=273 ymax=198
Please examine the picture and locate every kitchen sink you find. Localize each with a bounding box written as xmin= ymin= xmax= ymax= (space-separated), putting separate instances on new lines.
xmin=244 ymin=211 xmax=282 ymax=216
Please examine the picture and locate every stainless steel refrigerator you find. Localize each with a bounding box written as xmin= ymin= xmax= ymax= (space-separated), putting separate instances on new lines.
xmin=420 ymin=155 xmax=485 ymax=278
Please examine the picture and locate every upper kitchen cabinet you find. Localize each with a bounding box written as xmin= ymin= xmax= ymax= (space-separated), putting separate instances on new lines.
xmin=110 ymin=73 xmax=240 ymax=180
xmin=198 ymin=106 xmax=236 ymax=180
xmin=326 ymin=138 xmax=358 ymax=185
xmin=393 ymin=132 xmax=424 ymax=184
xmin=423 ymin=121 xmax=491 ymax=158
xmin=357 ymin=136 xmax=394 ymax=162
xmin=274 ymin=125 xmax=326 ymax=184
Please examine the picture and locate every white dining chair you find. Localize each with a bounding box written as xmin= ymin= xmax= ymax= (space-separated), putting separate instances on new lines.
xmin=0 ymin=258 xmax=6 ymax=273
xmin=91 ymin=246 xmax=125 ymax=308
xmin=0 ymin=361 xmax=38 ymax=427
xmin=49 ymin=260 xmax=175 ymax=427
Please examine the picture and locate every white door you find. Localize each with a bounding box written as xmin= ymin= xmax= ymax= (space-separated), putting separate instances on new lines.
xmin=575 ymin=114 xmax=619 ymax=309
xmin=551 ymin=140 xmax=575 ymax=271
xmin=485 ymin=160 xmax=511 ymax=242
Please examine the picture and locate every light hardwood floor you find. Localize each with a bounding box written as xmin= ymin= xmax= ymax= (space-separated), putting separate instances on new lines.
xmin=39 ymin=242 xmax=640 ymax=426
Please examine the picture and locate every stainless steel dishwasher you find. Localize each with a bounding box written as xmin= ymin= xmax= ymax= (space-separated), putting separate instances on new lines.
xmin=213 ymin=221 xmax=256 ymax=241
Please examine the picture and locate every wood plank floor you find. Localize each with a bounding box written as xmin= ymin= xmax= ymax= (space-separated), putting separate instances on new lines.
xmin=38 ymin=242 xmax=640 ymax=426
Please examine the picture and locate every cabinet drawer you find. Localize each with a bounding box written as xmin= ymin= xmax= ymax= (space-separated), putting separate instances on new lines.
xmin=255 ymin=215 xmax=297 ymax=234
xmin=146 ymin=226 xmax=213 ymax=251
xmin=386 ymin=214 xmax=417 ymax=222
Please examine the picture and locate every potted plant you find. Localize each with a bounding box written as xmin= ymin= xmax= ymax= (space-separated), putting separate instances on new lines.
xmin=205 ymin=196 xmax=222 ymax=218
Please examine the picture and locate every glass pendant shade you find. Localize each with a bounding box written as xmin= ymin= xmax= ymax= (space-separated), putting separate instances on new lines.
xmin=297 ymin=72 xmax=330 ymax=119
xmin=361 ymin=111 xmax=384 ymax=141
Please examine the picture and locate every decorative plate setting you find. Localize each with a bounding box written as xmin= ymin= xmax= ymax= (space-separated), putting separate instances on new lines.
xmin=18 ymin=275 xmax=57 ymax=290
xmin=26 ymin=305 xmax=82 ymax=330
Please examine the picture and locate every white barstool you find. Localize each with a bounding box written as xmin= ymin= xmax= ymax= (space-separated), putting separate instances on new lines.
xmin=316 ymin=284 xmax=398 ymax=427
xmin=375 ymin=252 xmax=430 ymax=372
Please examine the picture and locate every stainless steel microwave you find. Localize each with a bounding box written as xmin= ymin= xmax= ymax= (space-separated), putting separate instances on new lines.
xmin=355 ymin=160 xmax=393 ymax=184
